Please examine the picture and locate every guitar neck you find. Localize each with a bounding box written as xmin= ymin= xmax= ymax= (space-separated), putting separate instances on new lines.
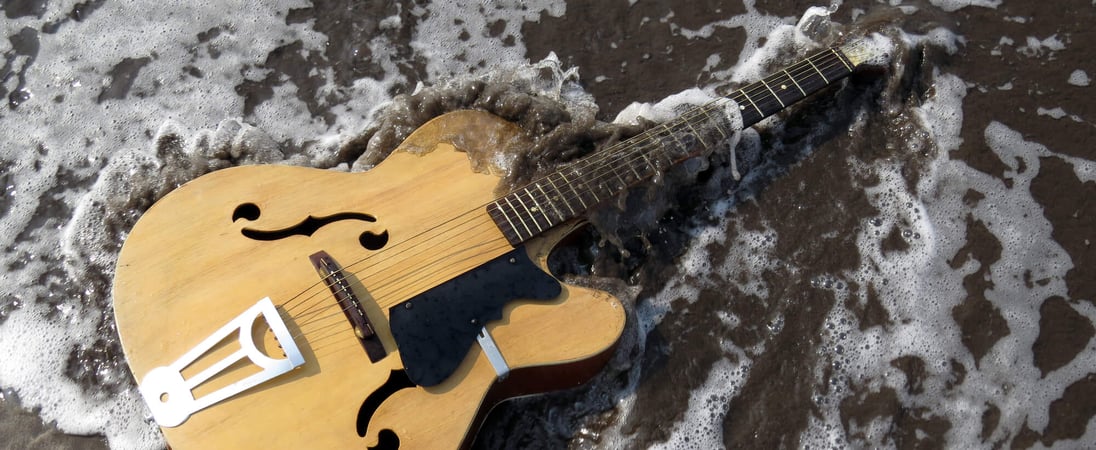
xmin=488 ymin=45 xmax=861 ymax=246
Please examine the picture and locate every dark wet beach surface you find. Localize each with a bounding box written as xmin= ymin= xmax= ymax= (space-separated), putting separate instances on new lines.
xmin=2 ymin=0 xmax=1095 ymax=448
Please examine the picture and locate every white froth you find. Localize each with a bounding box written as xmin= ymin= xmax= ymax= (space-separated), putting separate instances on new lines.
xmin=903 ymin=27 xmax=965 ymax=55
xmin=648 ymin=358 xmax=752 ymax=450
xmin=0 ymin=1 xmax=329 ymax=447
xmin=722 ymin=6 xmax=831 ymax=84
xmin=0 ymin=304 xmax=162 ymax=448
xmin=914 ymin=70 xmax=967 ymax=153
xmin=841 ymin=33 xmax=897 ymax=68
xmin=0 ymin=1 xmax=573 ymax=447
xmin=1068 ymin=69 xmax=1091 ymax=87
xmin=412 ymin=0 xmax=565 ymax=81
xmin=664 ymin=1 xmax=791 ymax=84
xmin=6 ymin=2 xmax=1095 ymax=449
xmin=1019 ymin=35 xmax=1067 ymax=57
xmin=614 ymin=88 xmax=721 ymax=124
xmin=1036 ymin=107 xmax=1068 ymax=119
xmin=927 ymin=0 xmax=1002 ymax=12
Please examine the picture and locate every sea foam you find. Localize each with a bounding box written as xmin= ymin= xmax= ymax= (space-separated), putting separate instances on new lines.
xmin=0 ymin=1 xmax=566 ymax=448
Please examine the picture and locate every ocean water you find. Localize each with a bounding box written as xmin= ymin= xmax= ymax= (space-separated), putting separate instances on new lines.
xmin=1 ymin=0 xmax=1094 ymax=449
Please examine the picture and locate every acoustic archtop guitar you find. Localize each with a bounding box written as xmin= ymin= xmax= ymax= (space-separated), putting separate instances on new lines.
xmin=112 ymin=39 xmax=881 ymax=449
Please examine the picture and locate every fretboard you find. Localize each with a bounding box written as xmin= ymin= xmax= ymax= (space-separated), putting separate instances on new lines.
xmin=488 ymin=46 xmax=858 ymax=246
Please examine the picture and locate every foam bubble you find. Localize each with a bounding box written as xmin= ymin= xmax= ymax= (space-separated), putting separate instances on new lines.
xmin=0 ymin=0 xmax=567 ymax=447
xmin=927 ymin=0 xmax=1002 ymax=12
xmin=648 ymin=357 xmax=752 ymax=450
xmin=1036 ymin=107 xmax=1068 ymax=120
xmin=1068 ymin=69 xmax=1092 ymax=87
xmin=411 ymin=0 xmax=565 ymax=80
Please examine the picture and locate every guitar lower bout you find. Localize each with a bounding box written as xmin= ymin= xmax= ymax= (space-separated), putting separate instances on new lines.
xmin=112 ymin=110 xmax=627 ymax=450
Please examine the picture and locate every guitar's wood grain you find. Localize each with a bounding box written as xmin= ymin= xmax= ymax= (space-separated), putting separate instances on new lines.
xmin=113 ymin=110 xmax=626 ymax=449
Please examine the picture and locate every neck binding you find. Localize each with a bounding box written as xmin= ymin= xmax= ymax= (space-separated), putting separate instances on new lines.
xmin=488 ymin=46 xmax=857 ymax=246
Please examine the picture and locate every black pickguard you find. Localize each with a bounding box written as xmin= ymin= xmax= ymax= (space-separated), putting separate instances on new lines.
xmin=389 ymin=247 xmax=561 ymax=387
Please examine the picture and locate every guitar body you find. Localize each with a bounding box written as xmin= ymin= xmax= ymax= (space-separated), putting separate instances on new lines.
xmin=112 ymin=110 xmax=627 ymax=449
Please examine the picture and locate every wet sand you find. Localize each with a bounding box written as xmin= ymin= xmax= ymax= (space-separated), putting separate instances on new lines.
xmin=0 ymin=393 xmax=106 ymax=450
xmin=490 ymin=0 xmax=1096 ymax=447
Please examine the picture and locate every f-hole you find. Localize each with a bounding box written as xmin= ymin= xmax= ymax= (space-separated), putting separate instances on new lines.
xmin=232 ymin=203 xmax=389 ymax=251
xmin=358 ymin=369 xmax=415 ymax=447
xmin=368 ymin=430 xmax=400 ymax=450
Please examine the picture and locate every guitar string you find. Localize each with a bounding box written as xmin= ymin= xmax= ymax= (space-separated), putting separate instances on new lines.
xmin=289 ymin=234 xmax=512 ymax=339
xmin=298 ymin=54 xmax=852 ymax=355
xmin=280 ymin=203 xmax=496 ymax=314
xmin=506 ymin=53 xmax=848 ymax=235
xmin=283 ymin=207 xmax=496 ymax=320
xmin=282 ymin=52 xmax=850 ymax=340
xmin=279 ymin=52 xmax=850 ymax=343
xmin=281 ymin=97 xmax=736 ymax=326
xmin=283 ymin=53 xmax=849 ymax=333
xmin=284 ymin=218 xmax=512 ymax=334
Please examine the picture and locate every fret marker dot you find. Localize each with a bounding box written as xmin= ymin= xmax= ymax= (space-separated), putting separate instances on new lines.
xmin=740 ymin=105 xmax=746 ymax=110
xmin=781 ymin=84 xmax=787 ymax=89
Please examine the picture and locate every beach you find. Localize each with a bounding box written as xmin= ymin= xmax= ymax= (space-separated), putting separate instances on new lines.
xmin=1 ymin=0 xmax=1094 ymax=448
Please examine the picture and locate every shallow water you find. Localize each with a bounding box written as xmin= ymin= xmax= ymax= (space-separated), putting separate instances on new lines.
xmin=1 ymin=0 xmax=1094 ymax=449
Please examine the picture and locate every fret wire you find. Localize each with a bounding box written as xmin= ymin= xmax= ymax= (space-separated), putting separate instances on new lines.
xmin=585 ymin=177 xmax=601 ymax=203
xmin=529 ymin=186 xmax=555 ymax=228
xmin=657 ymin=122 xmax=689 ymax=160
xmin=632 ymin=146 xmax=653 ymax=179
xmin=574 ymin=167 xmax=600 ymax=205
xmin=784 ymin=69 xmax=807 ymax=95
xmin=806 ymin=58 xmax=830 ymax=83
xmin=492 ymin=201 xmax=521 ymax=242
xmin=534 ymin=182 xmax=564 ymax=223
xmin=767 ymin=71 xmax=801 ymax=107
xmin=763 ymin=72 xmax=789 ymax=103
xmin=702 ymin=105 xmax=729 ymax=140
xmin=682 ymin=120 xmax=712 ymax=149
xmin=665 ymin=130 xmax=689 ymax=159
xmin=651 ymin=131 xmax=676 ymax=167
xmin=750 ymin=86 xmax=782 ymax=114
xmin=639 ymin=153 xmax=654 ymax=174
xmin=488 ymin=204 xmax=519 ymax=244
xmin=624 ymin=149 xmax=644 ymax=180
xmin=561 ymin=172 xmax=588 ymax=210
xmin=759 ymin=79 xmax=785 ymax=108
xmin=762 ymin=65 xmax=807 ymax=108
xmin=701 ymin=102 xmax=736 ymax=140
xmin=517 ymin=188 xmax=548 ymax=232
xmin=559 ymin=90 xmax=730 ymax=210
xmin=771 ymin=57 xmax=835 ymax=110
xmin=831 ymin=48 xmax=853 ymax=71
xmin=545 ymin=173 xmax=577 ymax=216
xmin=789 ymin=55 xmax=840 ymax=94
xmin=502 ymin=195 xmax=534 ymax=239
xmin=604 ymin=157 xmax=625 ymax=191
xmin=739 ymin=90 xmax=765 ymax=117
xmin=513 ymin=191 xmax=537 ymax=232
xmin=737 ymin=55 xmax=846 ymax=126
xmin=602 ymin=157 xmax=623 ymax=193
